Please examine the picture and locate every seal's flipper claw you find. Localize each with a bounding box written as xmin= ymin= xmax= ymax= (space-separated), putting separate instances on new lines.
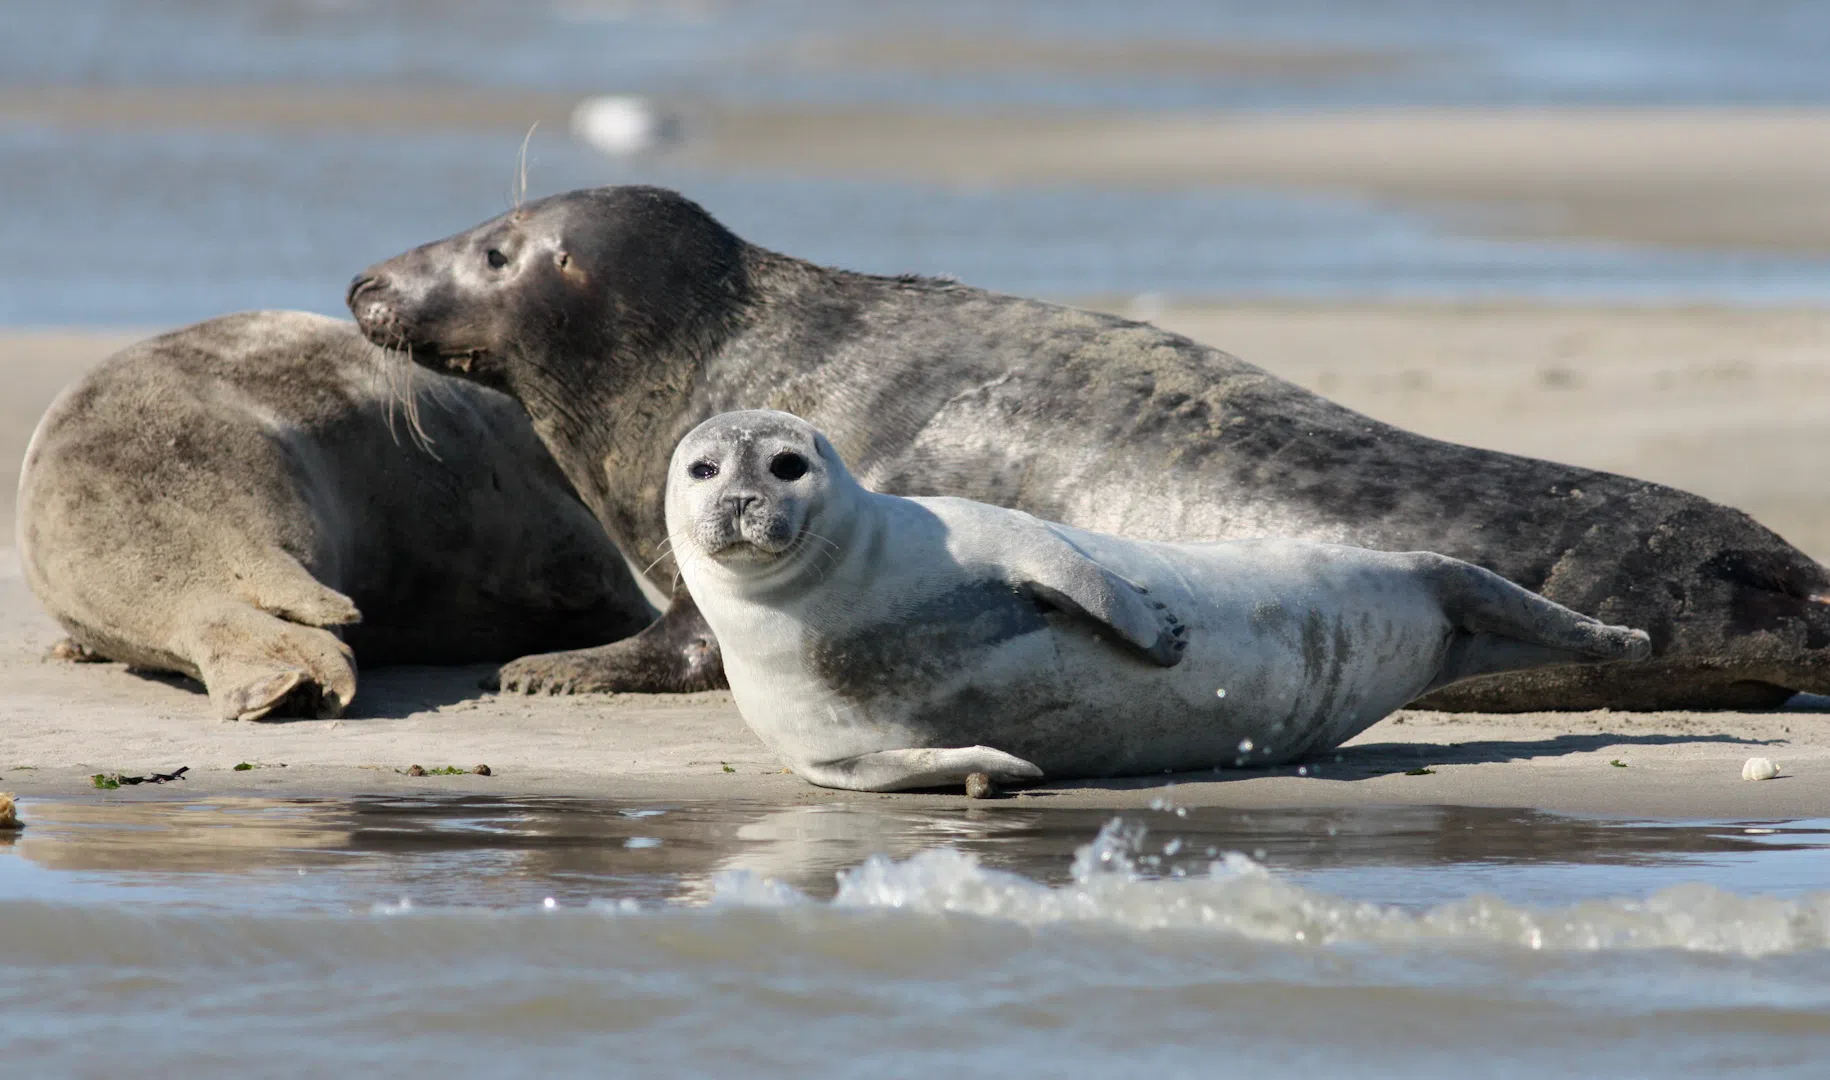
xmin=1023 ymin=573 xmax=1186 ymax=668
xmin=221 ymin=669 xmax=308 ymax=722
xmin=1005 ymin=521 xmax=1187 ymax=667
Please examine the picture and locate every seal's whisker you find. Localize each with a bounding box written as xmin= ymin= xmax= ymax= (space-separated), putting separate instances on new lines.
xmin=378 ymin=333 xmax=403 ymax=447
xmin=789 ymin=530 xmax=841 ymax=582
xmin=800 ymin=530 xmax=842 ymax=555
xmin=512 ymin=122 xmax=539 ymax=210
xmin=641 ymin=540 xmax=683 ymax=578
xmin=398 ymin=342 xmax=439 ymax=459
xmin=376 ymin=335 xmax=438 ymax=459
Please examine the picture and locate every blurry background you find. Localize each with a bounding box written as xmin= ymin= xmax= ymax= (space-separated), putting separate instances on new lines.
xmin=7 ymin=0 xmax=1830 ymax=321
xmin=4 ymin=0 xmax=1830 ymax=548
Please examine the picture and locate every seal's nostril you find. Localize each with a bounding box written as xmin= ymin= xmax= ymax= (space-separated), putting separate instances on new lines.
xmin=345 ymin=273 xmax=383 ymax=310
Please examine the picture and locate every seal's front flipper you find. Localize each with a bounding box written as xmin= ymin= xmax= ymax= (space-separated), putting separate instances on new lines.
xmin=491 ymin=595 xmax=725 ymax=694
xmin=1012 ymin=528 xmax=1186 ymax=667
xmin=795 ymin=747 xmax=1045 ymax=792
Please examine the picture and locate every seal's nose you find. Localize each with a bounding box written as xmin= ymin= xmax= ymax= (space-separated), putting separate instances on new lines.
xmin=346 ymin=273 xmax=384 ymax=313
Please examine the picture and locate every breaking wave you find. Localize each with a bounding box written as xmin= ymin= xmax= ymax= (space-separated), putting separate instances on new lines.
xmin=710 ymin=818 xmax=1830 ymax=958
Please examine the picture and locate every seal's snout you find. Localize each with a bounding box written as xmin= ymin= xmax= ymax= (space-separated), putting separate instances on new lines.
xmin=346 ymin=272 xmax=383 ymax=310
xmin=346 ymin=269 xmax=399 ymax=345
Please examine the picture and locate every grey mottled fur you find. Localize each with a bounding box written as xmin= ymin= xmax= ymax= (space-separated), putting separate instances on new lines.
xmin=16 ymin=311 xmax=653 ymax=720
xmin=352 ymin=186 xmax=1830 ymax=709
xmin=668 ymin=412 xmax=1651 ymax=792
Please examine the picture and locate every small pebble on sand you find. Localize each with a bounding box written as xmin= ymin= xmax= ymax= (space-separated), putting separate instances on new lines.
xmin=964 ymin=772 xmax=995 ymax=799
xmin=406 ymin=764 xmax=426 ymax=777
xmin=474 ymin=764 xmax=492 ymax=776
xmin=1742 ymin=757 xmax=1780 ymax=781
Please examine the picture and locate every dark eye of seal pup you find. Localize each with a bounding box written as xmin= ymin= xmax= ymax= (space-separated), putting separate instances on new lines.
xmin=664 ymin=410 xmax=1650 ymax=793
xmin=351 ymin=184 xmax=1830 ymax=712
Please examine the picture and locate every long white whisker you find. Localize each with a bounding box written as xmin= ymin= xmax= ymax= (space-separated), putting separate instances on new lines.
xmin=513 ymin=122 xmax=539 ymax=209
xmin=642 ymin=534 xmax=690 ymax=578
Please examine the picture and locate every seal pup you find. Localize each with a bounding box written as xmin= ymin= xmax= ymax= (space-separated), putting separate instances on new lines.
xmin=16 ymin=311 xmax=654 ymax=720
xmin=665 ymin=411 xmax=1651 ymax=791
xmin=349 ymin=184 xmax=1830 ymax=710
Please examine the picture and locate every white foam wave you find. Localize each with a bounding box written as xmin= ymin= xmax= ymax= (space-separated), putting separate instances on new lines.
xmin=711 ymin=819 xmax=1830 ymax=957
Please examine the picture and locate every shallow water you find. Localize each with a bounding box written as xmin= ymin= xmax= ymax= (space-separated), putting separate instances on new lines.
xmin=9 ymin=125 xmax=1830 ymax=328
xmin=2 ymin=795 xmax=1828 ymax=1077
xmin=9 ymin=0 xmax=1830 ymax=326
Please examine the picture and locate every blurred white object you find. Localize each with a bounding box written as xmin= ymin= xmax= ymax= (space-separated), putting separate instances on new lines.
xmin=1741 ymin=757 xmax=1780 ymax=781
xmin=570 ymin=96 xmax=678 ymax=156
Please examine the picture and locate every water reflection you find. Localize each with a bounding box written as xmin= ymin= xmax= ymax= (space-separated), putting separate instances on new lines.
xmin=1 ymin=796 xmax=1825 ymax=913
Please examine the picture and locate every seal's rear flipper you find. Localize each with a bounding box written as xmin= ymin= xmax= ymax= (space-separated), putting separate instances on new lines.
xmin=1422 ymin=554 xmax=1652 ymax=690
xmin=242 ymin=553 xmax=362 ymax=629
xmin=182 ymin=600 xmax=357 ymax=720
xmin=221 ymin=669 xmax=309 ymax=722
xmin=795 ymin=747 xmax=1044 ymax=792
xmin=1430 ymin=627 xmax=1650 ymax=690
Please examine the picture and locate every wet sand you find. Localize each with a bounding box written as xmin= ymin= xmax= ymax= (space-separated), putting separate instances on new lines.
xmin=685 ymin=107 xmax=1830 ymax=254
xmin=4 ymin=307 xmax=1828 ymax=818
xmin=9 ymin=90 xmax=1830 ymax=255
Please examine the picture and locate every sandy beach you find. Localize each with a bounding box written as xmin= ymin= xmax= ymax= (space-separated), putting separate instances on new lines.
xmin=6 ymin=305 xmax=1828 ymax=819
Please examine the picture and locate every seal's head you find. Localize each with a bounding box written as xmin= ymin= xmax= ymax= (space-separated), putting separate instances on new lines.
xmin=665 ymin=410 xmax=853 ymax=582
xmin=346 ymin=185 xmax=746 ymax=394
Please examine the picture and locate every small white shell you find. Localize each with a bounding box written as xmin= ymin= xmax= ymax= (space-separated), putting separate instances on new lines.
xmin=1741 ymin=757 xmax=1780 ymax=781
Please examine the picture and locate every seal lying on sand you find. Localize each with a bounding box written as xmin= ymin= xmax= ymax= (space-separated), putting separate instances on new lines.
xmin=16 ymin=311 xmax=653 ymax=720
xmin=349 ymin=185 xmax=1830 ymax=710
xmin=666 ymin=411 xmax=1651 ymax=791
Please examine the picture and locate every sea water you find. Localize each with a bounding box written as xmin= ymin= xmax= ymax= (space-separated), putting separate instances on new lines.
xmin=1 ymin=796 xmax=1826 ymax=1077
xmin=7 ymin=0 xmax=1830 ymax=325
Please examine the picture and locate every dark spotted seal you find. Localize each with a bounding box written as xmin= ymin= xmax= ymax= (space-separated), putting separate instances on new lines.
xmin=668 ymin=411 xmax=1650 ymax=791
xmin=349 ymin=185 xmax=1830 ymax=711
xmin=16 ymin=311 xmax=653 ymax=720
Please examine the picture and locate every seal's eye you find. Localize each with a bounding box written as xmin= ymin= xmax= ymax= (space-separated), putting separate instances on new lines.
xmin=769 ymin=452 xmax=809 ymax=481
xmin=689 ymin=461 xmax=718 ymax=480
xmin=486 ymin=248 xmax=508 ymax=270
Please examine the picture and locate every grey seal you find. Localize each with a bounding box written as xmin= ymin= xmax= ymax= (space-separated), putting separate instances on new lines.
xmin=16 ymin=311 xmax=653 ymax=720
xmin=348 ymin=184 xmax=1830 ymax=710
xmin=665 ymin=411 xmax=1651 ymax=791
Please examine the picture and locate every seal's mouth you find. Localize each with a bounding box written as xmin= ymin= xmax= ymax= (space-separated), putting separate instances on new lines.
xmin=348 ymin=286 xmax=498 ymax=378
xmin=430 ymin=348 xmax=490 ymax=374
xmin=703 ymin=537 xmax=794 ymax=565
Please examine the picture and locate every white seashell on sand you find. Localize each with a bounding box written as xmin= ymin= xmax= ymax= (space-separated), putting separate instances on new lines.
xmin=1741 ymin=757 xmax=1780 ymax=781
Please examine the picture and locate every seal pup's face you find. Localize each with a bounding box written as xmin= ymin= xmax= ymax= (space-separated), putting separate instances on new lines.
xmin=346 ymin=185 xmax=745 ymax=395
xmin=665 ymin=410 xmax=848 ymax=583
